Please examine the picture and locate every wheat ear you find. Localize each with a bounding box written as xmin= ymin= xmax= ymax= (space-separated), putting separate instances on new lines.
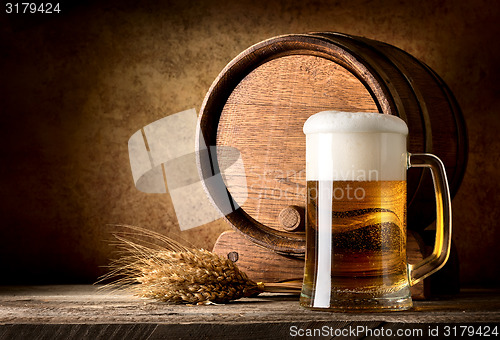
xmin=98 ymin=225 xmax=267 ymax=304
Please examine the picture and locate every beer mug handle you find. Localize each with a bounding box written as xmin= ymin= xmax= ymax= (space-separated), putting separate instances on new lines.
xmin=407 ymin=153 xmax=452 ymax=286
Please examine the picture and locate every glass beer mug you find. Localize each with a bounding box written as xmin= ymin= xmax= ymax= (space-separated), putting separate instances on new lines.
xmin=300 ymin=111 xmax=452 ymax=311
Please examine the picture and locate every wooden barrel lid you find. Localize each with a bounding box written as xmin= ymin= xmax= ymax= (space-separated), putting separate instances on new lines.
xmin=196 ymin=33 xmax=467 ymax=255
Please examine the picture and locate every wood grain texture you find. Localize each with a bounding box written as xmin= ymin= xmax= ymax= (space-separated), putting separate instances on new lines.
xmin=217 ymin=54 xmax=377 ymax=231
xmin=0 ymin=285 xmax=498 ymax=340
xmin=197 ymin=32 xmax=467 ymax=255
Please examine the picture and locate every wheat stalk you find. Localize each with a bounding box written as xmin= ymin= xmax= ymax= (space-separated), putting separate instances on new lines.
xmin=99 ymin=225 xmax=301 ymax=305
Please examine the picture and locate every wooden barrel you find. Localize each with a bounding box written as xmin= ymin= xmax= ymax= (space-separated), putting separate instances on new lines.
xmin=196 ymin=32 xmax=467 ymax=256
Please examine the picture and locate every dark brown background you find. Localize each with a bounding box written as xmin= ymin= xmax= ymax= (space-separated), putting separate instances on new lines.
xmin=0 ymin=0 xmax=499 ymax=286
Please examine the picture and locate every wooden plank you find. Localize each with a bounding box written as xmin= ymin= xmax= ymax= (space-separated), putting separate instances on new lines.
xmin=0 ymin=285 xmax=499 ymax=340
xmin=0 ymin=286 xmax=499 ymax=326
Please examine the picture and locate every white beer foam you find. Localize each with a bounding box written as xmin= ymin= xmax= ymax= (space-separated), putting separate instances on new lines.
xmin=303 ymin=111 xmax=409 ymax=135
xmin=304 ymin=111 xmax=408 ymax=181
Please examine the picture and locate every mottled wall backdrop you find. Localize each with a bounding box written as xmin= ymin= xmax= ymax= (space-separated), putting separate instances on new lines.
xmin=0 ymin=0 xmax=499 ymax=286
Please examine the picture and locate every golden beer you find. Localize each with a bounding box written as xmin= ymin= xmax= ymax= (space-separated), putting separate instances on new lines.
xmin=300 ymin=180 xmax=411 ymax=310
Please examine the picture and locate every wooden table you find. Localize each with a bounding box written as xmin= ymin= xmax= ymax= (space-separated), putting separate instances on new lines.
xmin=0 ymin=285 xmax=499 ymax=339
